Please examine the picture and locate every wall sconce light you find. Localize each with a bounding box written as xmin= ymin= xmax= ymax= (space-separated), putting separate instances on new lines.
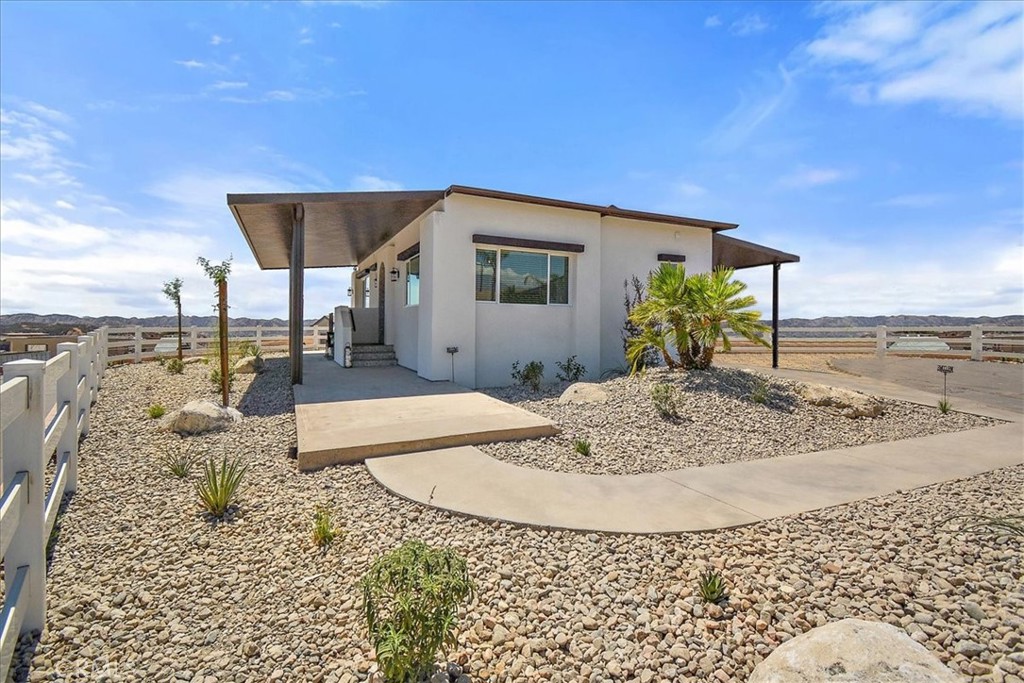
xmin=346 ymin=287 xmax=353 ymax=297
xmin=389 ymin=267 xmax=400 ymax=282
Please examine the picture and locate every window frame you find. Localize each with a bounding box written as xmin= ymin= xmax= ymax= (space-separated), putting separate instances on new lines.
xmin=405 ymin=254 xmax=420 ymax=307
xmin=475 ymin=246 xmax=572 ymax=307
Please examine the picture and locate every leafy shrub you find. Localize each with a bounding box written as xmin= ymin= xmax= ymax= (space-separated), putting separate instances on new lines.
xmin=166 ymin=358 xmax=184 ymax=375
xmin=938 ymin=399 xmax=952 ymax=414
xmin=362 ymin=540 xmax=475 ymax=683
xmin=197 ymin=457 xmax=247 ymax=517
xmin=749 ymin=379 xmax=769 ymax=405
xmin=697 ymin=568 xmax=727 ymax=604
xmin=159 ymin=444 xmax=198 ymax=478
xmin=312 ymin=505 xmax=343 ymax=549
xmin=573 ymin=438 xmax=591 ymax=456
xmin=157 ymin=356 xmax=166 ymax=367
xmin=651 ymin=383 xmax=680 ymax=418
xmin=555 ymin=355 xmax=587 ymax=382
xmin=147 ymin=404 xmax=166 ymax=419
xmin=511 ymin=360 xmax=545 ymax=392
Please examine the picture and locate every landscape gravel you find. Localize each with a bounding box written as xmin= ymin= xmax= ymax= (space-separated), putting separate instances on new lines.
xmin=479 ymin=366 xmax=999 ymax=475
xmin=8 ymin=357 xmax=1022 ymax=683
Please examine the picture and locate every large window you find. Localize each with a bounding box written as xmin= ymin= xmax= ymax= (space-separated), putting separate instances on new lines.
xmin=475 ymin=248 xmax=570 ymax=305
xmin=406 ymin=255 xmax=420 ymax=306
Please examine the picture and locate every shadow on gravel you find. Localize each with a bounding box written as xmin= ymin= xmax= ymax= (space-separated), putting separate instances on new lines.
xmin=673 ymin=367 xmax=801 ymax=413
xmin=237 ymin=357 xmax=293 ymax=417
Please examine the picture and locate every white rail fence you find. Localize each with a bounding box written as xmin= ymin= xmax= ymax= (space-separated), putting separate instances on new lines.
xmin=0 ymin=328 xmax=108 ymax=678
xmin=105 ymin=325 xmax=327 ymax=364
xmin=722 ymin=324 xmax=1024 ymax=361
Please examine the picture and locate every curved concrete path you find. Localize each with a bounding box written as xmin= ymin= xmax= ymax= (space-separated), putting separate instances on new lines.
xmin=367 ymin=371 xmax=1023 ymax=534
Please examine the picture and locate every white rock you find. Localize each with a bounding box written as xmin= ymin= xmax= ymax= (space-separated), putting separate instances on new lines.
xmin=161 ymin=399 xmax=242 ymax=435
xmin=797 ymin=383 xmax=884 ymax=418
xmin=557 ymin=383 xmax=609 ymax=405
xmin=234 ymin=355 xmax=265 ymax=374
xmin=748 ymin=619 xmax=960 ymax=683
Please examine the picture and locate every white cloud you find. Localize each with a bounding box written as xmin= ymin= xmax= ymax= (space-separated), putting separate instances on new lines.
xmin=299 ymin=27 xmax=314 ymax=45
xmin=704 ymin=15 xmax=722 ymax=28
xmin=778 ymin=166 xmax=848 ymax=189
xmin=731 ymin=13 xmax=771 ymax=36
xmin=349 ymin=175 xmax=404 ymax=191
xmin=806 ymin=1 xmax=1024 ymax=119
xmin=55 ymin=199 xmax=75 ymax=210
xmin=210 ymin=34 xmax=229 ymax=46
xmin=0 ymin=104 xmax=80 ymax=187
xmin=265 ymin=90 xmax=297 ymax=102
xmin=674 ymin=181 xmax=708 ymax=198
xmin=879 ymin=193 xmax=949 ymax=208
xmin=174 ymin=59 xmax=207 ymax=69
xmin=707 ymin=65 xmax=795 ymax=152
xmin=209 ymin=80 xmax=248 ymax=90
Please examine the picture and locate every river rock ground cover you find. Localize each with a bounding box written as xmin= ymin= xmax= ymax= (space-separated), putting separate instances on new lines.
xmin=8 ymin=357 xmax=1022 ymax=682
xmin=480 ymin=366 xmax=998 ymax=475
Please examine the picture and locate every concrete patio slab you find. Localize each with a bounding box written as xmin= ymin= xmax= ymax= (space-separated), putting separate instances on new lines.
xmin=293 ymin=355 xmax=558 ymax=471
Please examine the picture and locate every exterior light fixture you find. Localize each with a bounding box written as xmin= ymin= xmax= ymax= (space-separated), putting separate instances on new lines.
xmin=347 ymin=287 xmax=353 ymax=297
xmin=390 ymin=267 xmax=400 ymax=282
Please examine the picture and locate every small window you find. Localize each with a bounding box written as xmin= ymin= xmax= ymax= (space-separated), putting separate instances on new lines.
xmin=406 ymin=255 xmax=420 ymax=306
xmin=549 ymin=255 xmax=569 ymax=305
xmin=475 ymin=249 xmax=496 ymax=301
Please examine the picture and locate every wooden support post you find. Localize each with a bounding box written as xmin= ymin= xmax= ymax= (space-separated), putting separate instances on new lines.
xmin=218 ymin=280 xmax=229 ymax=407
xmin=2 ymin=360 xmax=47 ymax=633
xmin=289 ymin=203 xmax=305 ymax=385
xmin=55 ymin=342 xmax=80 ymax=492
xmin=772 ymin=263 xmax=780 ymax=370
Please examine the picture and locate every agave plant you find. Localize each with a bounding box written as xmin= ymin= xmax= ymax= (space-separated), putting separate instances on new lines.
xmin=627 ymin=264 xmax=769 ymax=371
xmin=197 ymin=456 xmax=247 ymax=517
xmin=697 ymin=567 xmax=728 ymax=604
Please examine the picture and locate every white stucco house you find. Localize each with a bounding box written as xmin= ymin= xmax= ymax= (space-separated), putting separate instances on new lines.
xmin=228 ymin=185 xmax=798 ymax=388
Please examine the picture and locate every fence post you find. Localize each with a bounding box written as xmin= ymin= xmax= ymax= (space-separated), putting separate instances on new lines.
xmin=875 ymin=325 xmax=887 ymax=358
xmin=189 ymin=326 xmax=198 ymax=357
xmin=133 ymin=326 xmax=142 ymax=364
xmin=90 ymin=332 xmax=101 ymax=404
xmin=77 ymin=336 xmax=93 ymax=436
xmin=313 ymin=326 xmax=322 ymax=350
xmin=55 ymin=342 xmax=80 ymax=492
xmin=256 ymin=325 xmax=263 ymax=349
xmin=98 ymin=327 xmax=108 ymax=382
xmin=970 ymin=324 xmax=983 ymax=361
xmin=1 ymin=359 xmax=48 ymax=633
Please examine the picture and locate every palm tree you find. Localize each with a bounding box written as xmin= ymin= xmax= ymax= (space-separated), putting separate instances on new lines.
xmin=626 ymin=264 xmax=769 ymax=371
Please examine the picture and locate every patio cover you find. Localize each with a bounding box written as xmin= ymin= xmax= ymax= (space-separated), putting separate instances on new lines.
xmin=713 ymin=233 xmax=800 ymax=270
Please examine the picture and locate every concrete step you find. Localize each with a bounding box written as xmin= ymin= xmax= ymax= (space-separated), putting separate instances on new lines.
xmin=352 ymin=344 xmax=394 ymax=353
xmin=351 ymin=359 xmax=398 ymax=368
xmin=350 ymin=351 xmax=397 ymax=361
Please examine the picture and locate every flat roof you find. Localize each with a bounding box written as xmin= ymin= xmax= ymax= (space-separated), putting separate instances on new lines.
xmin=228 ymin=185 xmax=740 ymax=270
xmin=712 ymin=234 xmax=800 ymax=269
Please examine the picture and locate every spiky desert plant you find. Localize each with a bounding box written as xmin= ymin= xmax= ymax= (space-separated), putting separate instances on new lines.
xmin=697 ymin=568 xmax=727 ymax=604
xmin=147 ymin=404 xmax=166 ymax=419
xmin=749 ymin=379 xmax=770 ymax=405
xmin=945 ymin=513 xmax=1023 ymax=539
xmin=573 ymin=438 xmax=592 ymax=456
xmin=311 ymin=505 xmax=343 ymax=549
xmin=197 ymin=456 xmax=246 ymax=517
xmin=166 ymin=358 xmax=184 ymax=375
xmin=362 ymin=540 xmax=475 ymax=683
xmin=938 ymin=399 xmax=952 ymax=414
xmin=158 ymin=443 xmax=199 ymax=478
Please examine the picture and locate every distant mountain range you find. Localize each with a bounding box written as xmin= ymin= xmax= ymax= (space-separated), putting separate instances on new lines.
xmin=1 ymin=312 xmax=1020 ymax=336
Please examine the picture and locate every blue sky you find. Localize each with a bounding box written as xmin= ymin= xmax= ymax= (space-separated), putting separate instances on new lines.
xmin=1 ymin=1 xmax=1021 ymax=320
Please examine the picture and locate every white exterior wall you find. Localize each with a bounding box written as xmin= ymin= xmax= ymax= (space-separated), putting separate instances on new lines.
xmin=598 ymin=217 xmax=713 ymax=373
xmin=351 ymin=194 xmax=715 ymax=388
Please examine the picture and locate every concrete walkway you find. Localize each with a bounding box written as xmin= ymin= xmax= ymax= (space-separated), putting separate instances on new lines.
xmin=293 ymin=355 xmax=557 ymax=471
xmin=366 ymin=371 xmax=1023 ymax=533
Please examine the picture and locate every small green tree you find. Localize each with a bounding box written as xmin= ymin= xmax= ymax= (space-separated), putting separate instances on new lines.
xmin=197 ymin=256 xmax=232 ymax=406
xmin=627 ymin=264 xmax=769 ymax=371
xmin=162 ymin=277 xmax=184 ymax=361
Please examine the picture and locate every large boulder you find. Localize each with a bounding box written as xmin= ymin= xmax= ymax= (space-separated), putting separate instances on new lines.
xmin=797 ymin=383 xmax=884 ymax=418
xmin=234 ymin=355 xmax=265 ymax=374
xmin=749 ymin=619 xmax=959 ymax=683
xmin=558 ymin=382 xmax=609 ymax=405
xmin=161 ymin=399 xmax=242 ymax=436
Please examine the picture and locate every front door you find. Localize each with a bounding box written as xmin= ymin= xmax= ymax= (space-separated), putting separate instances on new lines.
xmin=377 ymin=262 xmax=385 ymax=344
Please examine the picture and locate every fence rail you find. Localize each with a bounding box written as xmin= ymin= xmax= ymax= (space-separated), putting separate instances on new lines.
xmin=0 ymin=328 xmax=107 ymax=679
xmin=104 ymin=325 xmax=327 ymax=364
xmin=720 ymin=324 xmax=1024 ymax=361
